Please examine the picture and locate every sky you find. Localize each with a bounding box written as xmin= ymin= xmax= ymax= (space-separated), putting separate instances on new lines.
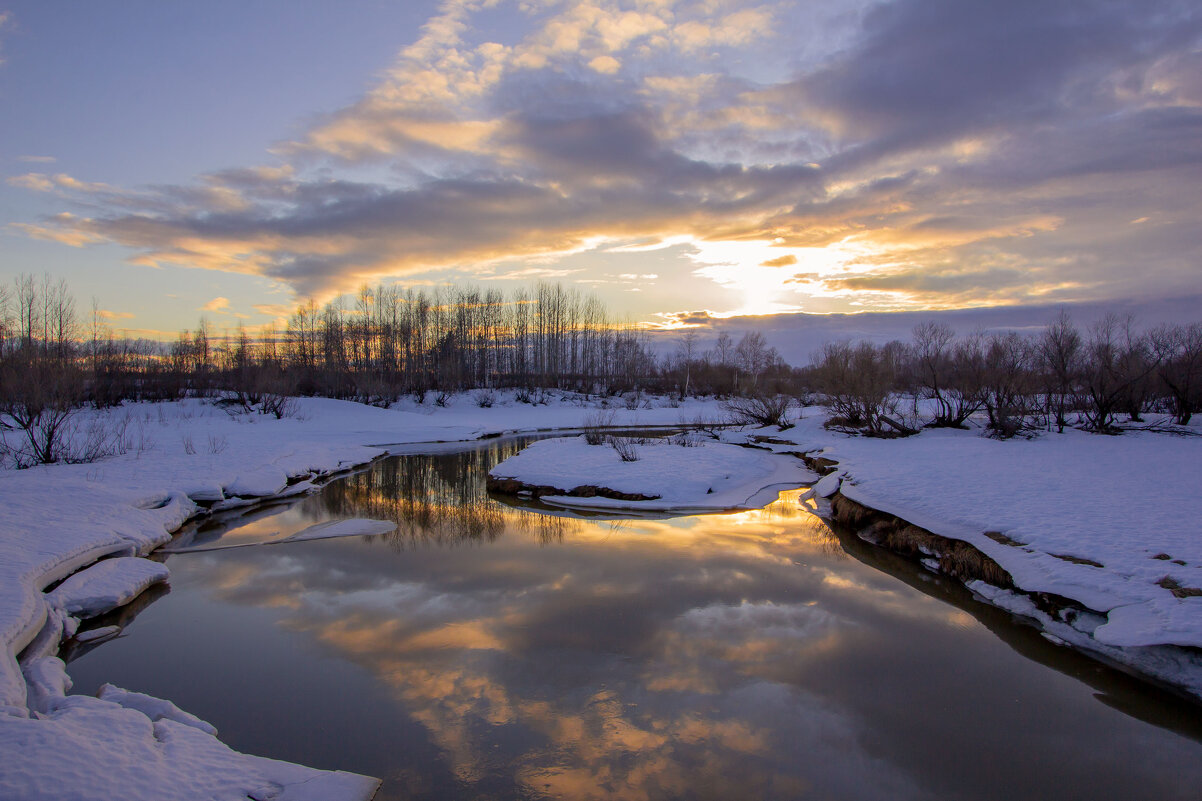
xmin=1 ymin=0 xmax=1200 ymax=340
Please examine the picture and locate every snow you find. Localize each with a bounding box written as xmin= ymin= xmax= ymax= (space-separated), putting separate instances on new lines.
xmin=746 ymin=414 xmax=1202 ymax=657
xmin=2 ymin=662 xmax=382 ymax=801
xmin=0 ymin=390 xmax=726 ymax=800
xmin=46 ymin=557 xmax=170 ymax=618
xmin=162 ymin=518 xmax=397 ymax=553
xmin=98 ymin=683 xmax=219 ymax=736
xmin=2 ymin=390 xmax=1201 ymax=797
xmin=488 ymin=434 xmax=816 ymax=512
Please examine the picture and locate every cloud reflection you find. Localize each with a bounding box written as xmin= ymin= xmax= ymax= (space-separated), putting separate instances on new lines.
xmin=165 ymin=447 xmax=949 ymax=799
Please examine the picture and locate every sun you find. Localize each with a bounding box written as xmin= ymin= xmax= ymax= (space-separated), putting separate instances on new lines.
xmin=685 ymin=238 xmax=857 ymax=316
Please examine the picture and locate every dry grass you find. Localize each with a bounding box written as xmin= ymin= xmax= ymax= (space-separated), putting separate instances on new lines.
xmin=983 ymin=530 xmax=1026 ymax=547
xmin=1157 ymin=576 xmax=1202 ymax=598
xmin=1051 ymin=553 xmax=1105 ymax=568
xmin=831 ymin=494 xmax=1014 ymax=588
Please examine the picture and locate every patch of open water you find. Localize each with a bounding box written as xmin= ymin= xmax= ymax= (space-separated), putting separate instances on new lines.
xmin=65 ymin=437 xmax=1202 ymax=800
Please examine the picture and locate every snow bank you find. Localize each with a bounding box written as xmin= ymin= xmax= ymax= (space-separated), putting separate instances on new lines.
xmin=0 ymin=391 xmax=728 ymax=800
xmin=46 ymin=557 xmax=170 ymax=618
xmin=488 ymin=435 xmax=817 ymax=512
xmin=756 ymin=416 xmax=1202 ymax=654
xmin=3 ymin=657 xmax=381 ymax=801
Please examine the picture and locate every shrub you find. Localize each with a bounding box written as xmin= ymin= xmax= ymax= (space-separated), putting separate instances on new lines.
xmin=722 ymin=394 xmax=793 ymax=429
xmin=0 ymin=357 xmax=87 ymax=466
xmin=609 ymin=436 xmax=640 ymax=461
xmin=583 ymin=409 xmax=616 ymax=445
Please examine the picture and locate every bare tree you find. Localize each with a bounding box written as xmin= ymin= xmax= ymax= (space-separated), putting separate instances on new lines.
xmin=0 ymin=279 xmax=85 ymax=465
xmin=722 ymin=394 xmax=792 ymax=429
xmin=735 ymin=331 xmax=776 ymax=392
xmin=910 ymin=322 xmax=986 ymax=427
xmin=16 ymin=274 xmax=39 ymax=352
xmin=1079 ymin=314 xmax=1161 ymax=432
xmin=1151 ymin=323 xmax=1202 ymax=425
xmin=42 ymin=275 xmax=77 ymax=362
xmin=0 ymin=356 xmax=85 ymax=465
xmin=813 ymin=341 xmax=911 ymax=436
xmin=1038 ymin=310 xmax=1082 ymax=433
xmin=0 ymin=281 xmax=12 ymax=357
xmin=982 ymin=332 xmax=1036 ymax=437
xmin=673 ymin=330 xmax=700 ymax=399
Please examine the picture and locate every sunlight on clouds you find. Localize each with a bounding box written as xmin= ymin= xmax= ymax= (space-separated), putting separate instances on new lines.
xmin=849 ymin=215 xmax=1063 ymax=253
xmin=686 ymin=238 xmax=867 ymax=315
xmin=10 ymin=220 xmax=107 ymax=247
xmin=9 ymin=0 xmax=1199 ymax=325
xmin=671 ymin=7 xmax=774 ymax=52
xmin=7 ymin=171 xmax=125 ymax=197
xmin=604 ymin=234 xmax=694 ymax=254
xmin=589 ymin=54 xmax=621 ymax=73
xmin=97 ymin=309 xmax=135 ymax=320
xmin=8 ymin=173 xmax=56 ymax=192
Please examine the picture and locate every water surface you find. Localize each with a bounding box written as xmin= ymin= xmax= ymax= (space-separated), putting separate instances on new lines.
xmin=67 ymin=438 xmax=1202 ymax=800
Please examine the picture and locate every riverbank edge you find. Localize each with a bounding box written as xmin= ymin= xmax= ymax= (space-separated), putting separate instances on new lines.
xmin=800 ymin=453 xmax=1202 ymax=703
xmin=1 ymin=420 xmax=698 ymax=801
xmin=5 ymin=450 xmax=390 ymax=801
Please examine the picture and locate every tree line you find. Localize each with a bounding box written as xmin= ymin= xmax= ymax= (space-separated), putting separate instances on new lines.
xmin=4 ymin=270 xmax=1198 ymax=464
xmin=806 ymin=311 xmax=1202 ymax=437
xmin=0 ymin=275 xmax=797 ymax=464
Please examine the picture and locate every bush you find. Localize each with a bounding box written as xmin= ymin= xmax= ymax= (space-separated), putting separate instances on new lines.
xmin=609 ymin=435 xmax=640 ymax=461
xmin=0 ymin=357 xmax=87 ymax=466
xmin=722 ymin=394 xmax=793 ymax=429
xmin=583 ymin=409 xmax=616 ymax=445
xmin=812 ymin=341 xmax=914 ymax=437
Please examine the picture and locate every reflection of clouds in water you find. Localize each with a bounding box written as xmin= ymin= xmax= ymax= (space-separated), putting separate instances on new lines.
xmin=648 ymin=601 xmax=848 ymax=693
xmin=186 ymin=548 xmax=925 ymax=798
xmin=674 ymin=600 xmax=844 ymax=649
xmin=173 ymin=449 xmax=933 ymax=799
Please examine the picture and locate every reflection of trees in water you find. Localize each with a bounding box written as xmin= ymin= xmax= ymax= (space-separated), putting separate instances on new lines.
xmin=509 ymin=507 xmax=582 ymax=544
xmin=303 ymin=438 xmax=581 ymax=549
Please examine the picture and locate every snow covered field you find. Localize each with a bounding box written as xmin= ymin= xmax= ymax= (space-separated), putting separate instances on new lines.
xmin=0 ymin=391 xmax=721 ymax=801
xmin=2 ymin=391 xmax=1201 ymax=798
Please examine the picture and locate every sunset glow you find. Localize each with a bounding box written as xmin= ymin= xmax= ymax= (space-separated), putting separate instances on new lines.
xmin=1 ymin=1 xmax=1199 ymax=336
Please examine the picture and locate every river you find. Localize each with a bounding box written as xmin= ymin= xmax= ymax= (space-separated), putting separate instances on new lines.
xmin=63 ymin=437 xmax=1202 ymax=800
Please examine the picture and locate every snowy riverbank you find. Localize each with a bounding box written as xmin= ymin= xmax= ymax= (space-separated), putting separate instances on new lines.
xmin=725 ymin=414 xmax=1202 ymax=697
xmin=489 ymin=408 xmax=1202 ymax=696
xmin=488 ymin=434 xmax=815 ymax=512
xmin=2 ymin=392 xmax=1201 ymax=799
xmin=0 ymin=392 xmax=721 ymax=801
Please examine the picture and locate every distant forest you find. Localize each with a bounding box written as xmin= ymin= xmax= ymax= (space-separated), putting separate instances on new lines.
xmin=0 ymin=274 xmax=796 ymax=406
xmin=0 ymin=273 xmax=1199 ymax=466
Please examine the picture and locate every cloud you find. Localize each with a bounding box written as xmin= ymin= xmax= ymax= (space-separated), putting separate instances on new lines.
xmin=0 ymin=11 xmax=10 ymax=66
xmin=201 ymin=296 xmax=231 ymax=312
xmin=649 ymin=309 xmax=718 ymax=330
xmin=760 ymin=254 xmax=797 ymax=268
xmin=97 ymin=309 xmax=135 ymax=320
xmin=8 ymin=0 xmax=1202 ymax=313
xmin=587 ymin=55 xmax=621 ymax=74
xmin=18 ymin=155 xmax=57 ymax=164
xmin=252 ymin=303 xmax=296 ymax=319
xmin=7 ymin=173 xmax=55 ymax=192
